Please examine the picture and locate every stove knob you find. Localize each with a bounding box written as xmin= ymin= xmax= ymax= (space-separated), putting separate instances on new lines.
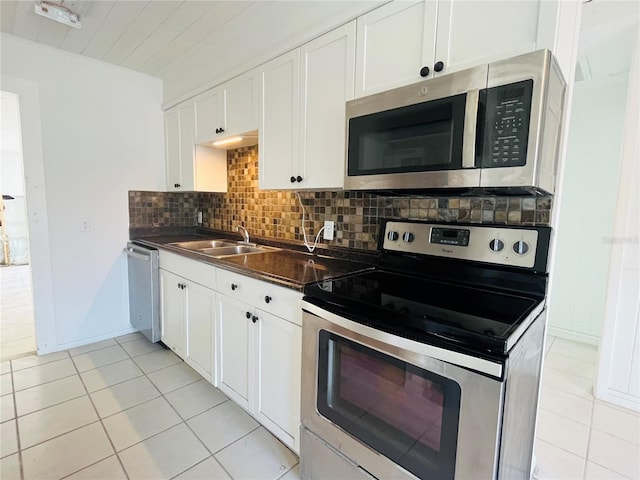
xmin=402 ymin=232 xmax=415 ymax=243
xmin=387 ymin=231 xmax=399 ymax=241
xmin=513 ymin=240 xmax=530 ymax=255
xmin=489 ymin=239 xmax=504 ymax=252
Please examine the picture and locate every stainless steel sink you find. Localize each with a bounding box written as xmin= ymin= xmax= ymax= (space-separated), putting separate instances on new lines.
xmin=169 ymin=239 xmax=236 ymax=250
xmin=168 ymin=239 xmax=279 ymax=258
xmin=199 ymin=245 xmax=277 ymax=257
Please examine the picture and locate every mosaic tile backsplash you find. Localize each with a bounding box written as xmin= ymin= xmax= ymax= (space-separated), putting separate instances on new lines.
xmin=129 ymin=146 xmax=552 ymax=251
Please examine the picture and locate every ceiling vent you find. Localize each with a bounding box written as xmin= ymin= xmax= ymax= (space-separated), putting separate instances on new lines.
xmin=34 ymin=1 xmax=81 ymax=29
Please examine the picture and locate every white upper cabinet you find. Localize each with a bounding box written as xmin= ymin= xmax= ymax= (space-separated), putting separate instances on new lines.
xmin=299 ymin=22 xmax=356 ymax=190
xmin=434 ymin=0 xmax=541 ymax=76
xmin=194 ymin=87 xmax=224 ymax=145
xmin=194 ymin=69 xmax=258 ymax=146
xmin=259 ymin=50 xmax=300 ymax=190
xmin=259 ymin=22 xmax=356 ymax=190
xmin=355 ymin=0 xmax=437 ymax=98
xmin=165 ymin=100 xmax=227 ymax=192
xmin=355 ymin=0 xmax=547 ymax=98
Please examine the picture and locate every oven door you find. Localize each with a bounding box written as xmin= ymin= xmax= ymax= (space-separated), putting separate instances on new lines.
xmin=301 ymin=303 xmax=505 ymax=480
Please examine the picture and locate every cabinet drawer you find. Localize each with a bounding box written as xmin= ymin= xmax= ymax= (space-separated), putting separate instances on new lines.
xmin=217 ymin=268 xmax=303 ymax=325
xmin=159 ymin=250 xmax=216 ymax=289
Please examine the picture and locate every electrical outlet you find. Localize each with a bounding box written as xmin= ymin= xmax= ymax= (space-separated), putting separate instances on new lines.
xmin=323 ymin=220 xmax=335 ymax=240
xmin=197 ymin=211 xmax=203 ymax=224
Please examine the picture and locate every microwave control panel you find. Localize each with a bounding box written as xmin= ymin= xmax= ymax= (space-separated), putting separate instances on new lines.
xmin=481 ymin=79 xmax=533 ymax=168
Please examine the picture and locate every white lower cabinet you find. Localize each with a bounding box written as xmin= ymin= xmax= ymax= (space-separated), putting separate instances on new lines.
xmin=159 ymin=250 xmax=303 ymax=452
xmin=255 ymin=309 xmax=302 ymax=451
xmin=217 ymin=293 xmax=252 ymax=410
xmin=159 ymin=269 xmax=187 ymax=357
xmin=216 ymin=268 xmax=303 ymax=453
xmin=159 ymin=252 xmax=217 ymax=381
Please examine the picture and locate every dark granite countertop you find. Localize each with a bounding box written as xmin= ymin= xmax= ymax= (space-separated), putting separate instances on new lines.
xmin=132 ymin=231 xmax=375 ymax=291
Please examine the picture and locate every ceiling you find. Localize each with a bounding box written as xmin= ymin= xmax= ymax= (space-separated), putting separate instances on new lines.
xmin=0 ymin=1 xmax=379 ymax=93
xmin=1 ymin=0 xmax=637 ymax=93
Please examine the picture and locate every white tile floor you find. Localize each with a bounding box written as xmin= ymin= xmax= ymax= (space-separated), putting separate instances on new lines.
xmin=0 ymin=265 xmax=36 ymax=362
xmin=0 ymin=332 xmax=300 ymax=480
xmin=1 ymin=329 xmax=638 ymax=480
xmin=534 ymin=336 xmax=640 ymax=480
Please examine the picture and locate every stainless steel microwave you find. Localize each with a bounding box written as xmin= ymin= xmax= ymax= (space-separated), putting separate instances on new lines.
xmin=345 ymin=50 xmax=566 ymax=194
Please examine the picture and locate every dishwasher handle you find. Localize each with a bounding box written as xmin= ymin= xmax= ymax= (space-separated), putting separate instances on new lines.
xmin=124 ymin=245 xmax=153 ymax=261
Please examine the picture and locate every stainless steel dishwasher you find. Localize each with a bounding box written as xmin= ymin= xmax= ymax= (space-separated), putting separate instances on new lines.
xmin=124 ymin=242 xmax=160 ymax=343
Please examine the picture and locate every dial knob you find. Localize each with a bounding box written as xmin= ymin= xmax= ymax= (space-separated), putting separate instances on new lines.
xmin=513 ymin=240 xmax=529 ymax=255
xmin=489 ymin=239 xmax=504 ymax=252
xmin=387 ymin=231 xmax=399 ymax=241
xmin=402 ymin=232 xmax=415 ymax=243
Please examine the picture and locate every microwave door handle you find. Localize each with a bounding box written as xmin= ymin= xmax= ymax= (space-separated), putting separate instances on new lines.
xmin=462 ymin=89 xmax=480 ymax=169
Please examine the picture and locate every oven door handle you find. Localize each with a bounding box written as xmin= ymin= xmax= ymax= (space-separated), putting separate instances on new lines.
xmin=462 ymin=88 xmax=480 ymax=169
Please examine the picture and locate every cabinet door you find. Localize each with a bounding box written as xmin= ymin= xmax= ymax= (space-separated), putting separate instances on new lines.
xmin=160 ymin=269 xmax=186 ymax=357
xmin=194 ymin=87 xmax=225 ymax=144
xmin=186 ymin=282 xmax=215 ymax=381
xmin=355 ymin=0 xmax=437 ymax=98
xmin=178 ymin=102 xmax=196 ymax=191
xmin=217 ymin=294 xmax=252 ymax=410
xmin=224 ymin=69 xmax=258 ymax=136
xmin=299 ymin=22 xmax=356 ymax=190
xmin=258 ymin=50 xmax=300 ymax=190
xmin=164 ymin=107 xmax=182 ymax=191
xmin=255 ymin=310 xmax=302 ymax=453
xmin=434 ymin=0 xmax=540 ymax=76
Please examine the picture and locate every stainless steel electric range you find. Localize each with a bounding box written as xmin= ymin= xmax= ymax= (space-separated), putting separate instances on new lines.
xmin=300 ymin=219 xmax=551 ymax=480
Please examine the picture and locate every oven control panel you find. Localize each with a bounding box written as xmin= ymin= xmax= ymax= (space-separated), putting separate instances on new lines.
xmin=383 ymin=221 xmax=539 ymax=268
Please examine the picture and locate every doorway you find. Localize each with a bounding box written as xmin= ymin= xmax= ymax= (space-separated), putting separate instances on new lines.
xmin=1 ymin=90 xmax=36 ymax=361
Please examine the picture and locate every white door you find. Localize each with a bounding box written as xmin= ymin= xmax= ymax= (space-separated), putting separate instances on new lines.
xmin=299 ymin=22 xmax=356 ymax=190
xmin=225 ymin=69 xmax=258 ymax=136
xmin=186 ymin=281 xmax=215 ymax=381
xmin=194 ymin=88 xmax=225 ymax=144
xmin=217 ymin=294 xmax=252 ymax=409
xmin=255 ymin=310 xmax=302 ymax=452
xmin=178 ymin=102 xmax=196 ymax=191
xmin=160 ymin=269 xmax=186 ymax=357
xmin=259 ymin=50 xmax=300 ymax=190
xmin=164 ymin=107 xmax=181 ymax=191
xmin=434 ymin=0 xmax=540 ymax=76
xmin=355 ymin=0 xmax=437 ymax=97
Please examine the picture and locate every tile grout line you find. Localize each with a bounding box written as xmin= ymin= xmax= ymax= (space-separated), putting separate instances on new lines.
xmin=67 ymin=347 xmax=131 ymax=480
xmin=8 ymin=357 xmax=25 ymax=480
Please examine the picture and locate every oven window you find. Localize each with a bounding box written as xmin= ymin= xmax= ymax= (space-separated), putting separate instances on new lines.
xmin=347 ymin=93 xmax=466 ymax=176
xmin=317 ymin=331 xmax=461 ymax=479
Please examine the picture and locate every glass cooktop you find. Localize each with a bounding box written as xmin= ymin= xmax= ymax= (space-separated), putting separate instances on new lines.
xmin=303 ymin=269 xmax=543 ymax=356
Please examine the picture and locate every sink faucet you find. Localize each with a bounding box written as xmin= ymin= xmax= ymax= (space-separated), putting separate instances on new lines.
xmin=235 ymin=225 xmax=250 ymax=244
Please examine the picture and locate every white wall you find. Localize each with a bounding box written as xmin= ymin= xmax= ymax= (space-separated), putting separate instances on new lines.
xmin=1 ymin=33 xmax=165 ymax=352
xmin=547 ymin=74 xmax=629 ymax=343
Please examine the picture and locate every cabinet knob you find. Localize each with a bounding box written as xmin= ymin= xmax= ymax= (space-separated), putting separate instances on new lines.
xmin=174 ymin=183 xmax=181 ymax=188
xmin=246 ymin=311 xmax=251 ymax=319
xmin=296 ymin=176 xmax=303 ymax=183
xmin=264 ymin=295 xmax=272 ymax=304
xmin=419 ymin=66 xmax=430 ymax=77
xmin=290 ymin=176 xmax=296 ymax=183
xmin=215 ymin=128 xmax=219 ymax=134
xmin=434 ymin=61 xmax=444 ymax=72
xmin=218 ymin=127 xmax=225 ymax=134
xmin=231 ymin=283 xmax=238 ymax=291
xmin=252 ymin=315 xmax=258 ymax=323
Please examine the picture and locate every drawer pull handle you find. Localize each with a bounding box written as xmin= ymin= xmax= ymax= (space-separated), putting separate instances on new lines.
xmin=264 ymin=295 xmax=272 ymax=304
xmin=231 ymin=283 xmax=238 ymax=291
